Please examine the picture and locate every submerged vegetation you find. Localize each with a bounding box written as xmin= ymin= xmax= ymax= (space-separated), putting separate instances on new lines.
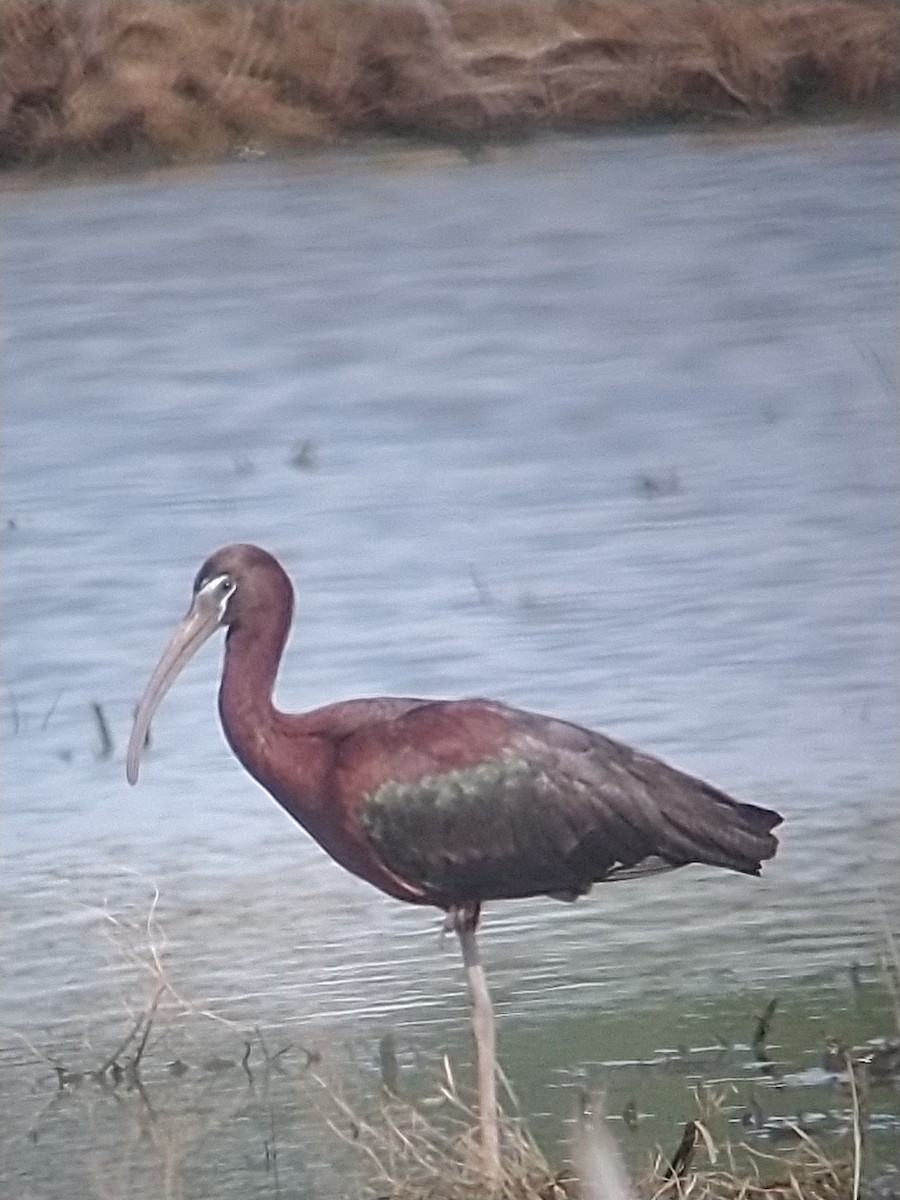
xmin=2 ymin=0 xmax=899 ymax=170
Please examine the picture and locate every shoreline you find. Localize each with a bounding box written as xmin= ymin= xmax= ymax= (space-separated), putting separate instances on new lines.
xmin=3 ymin=0 xmax=899 ymax=175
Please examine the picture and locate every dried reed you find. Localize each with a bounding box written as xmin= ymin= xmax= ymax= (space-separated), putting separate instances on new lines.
xmin=2 ymin=0 xmax=898 ymax=168
xmin=308 ymin=1058 xmax=869 ymax=1200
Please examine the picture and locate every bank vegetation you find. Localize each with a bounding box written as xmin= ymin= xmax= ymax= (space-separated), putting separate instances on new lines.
xmin=2 ymin=0 xmax=899 ymax=169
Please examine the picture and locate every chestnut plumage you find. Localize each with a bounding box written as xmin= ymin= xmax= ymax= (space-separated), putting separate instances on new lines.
xmin=127 ymin=542 xmax=781 ymax=1184
xmin=356 ymin=702 xmax=780 ymax=906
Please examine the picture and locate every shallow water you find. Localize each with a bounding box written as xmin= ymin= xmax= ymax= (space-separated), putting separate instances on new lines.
xmin=2 ymin=127 xmax=899 ymax=1198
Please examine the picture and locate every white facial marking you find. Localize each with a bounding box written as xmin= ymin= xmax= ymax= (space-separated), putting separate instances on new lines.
xmin=198 ymin=573 xmax=236 ymax=621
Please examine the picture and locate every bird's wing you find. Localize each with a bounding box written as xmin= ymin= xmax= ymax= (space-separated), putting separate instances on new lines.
xmin=347 ymin=700 xmax=780 ymax=906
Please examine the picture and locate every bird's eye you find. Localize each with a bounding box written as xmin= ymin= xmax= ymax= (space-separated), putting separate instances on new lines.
xmin=196 ymin=574 xmax=234 ymax=606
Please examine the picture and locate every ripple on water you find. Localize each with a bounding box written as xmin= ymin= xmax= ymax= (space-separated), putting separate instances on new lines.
xmin=2 ymin=126 xmax=899 ymax=1199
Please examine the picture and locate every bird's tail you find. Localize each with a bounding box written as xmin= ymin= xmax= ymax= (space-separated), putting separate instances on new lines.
xmin=661 ymin=782 xmax=782 ymax=876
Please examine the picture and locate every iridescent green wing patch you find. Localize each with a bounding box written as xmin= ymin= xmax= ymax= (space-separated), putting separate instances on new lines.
xmin=358 ymin=751 xmax=593 ymax=901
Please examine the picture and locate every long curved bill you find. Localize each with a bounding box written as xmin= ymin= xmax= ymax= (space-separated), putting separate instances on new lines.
xmin=126 ymin=593 xmax=223 ymax=784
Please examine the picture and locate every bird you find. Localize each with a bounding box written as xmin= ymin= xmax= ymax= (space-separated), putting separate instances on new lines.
xmin=126 ymin=543 xmax=781 ymax=1188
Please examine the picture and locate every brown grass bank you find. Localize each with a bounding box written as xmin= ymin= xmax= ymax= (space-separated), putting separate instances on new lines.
xmin=2 ymin=0 xmax=899 ymax=170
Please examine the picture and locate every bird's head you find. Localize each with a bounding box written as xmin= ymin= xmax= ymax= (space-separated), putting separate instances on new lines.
xmin=126 ymin=543 xmax=292 ymax=784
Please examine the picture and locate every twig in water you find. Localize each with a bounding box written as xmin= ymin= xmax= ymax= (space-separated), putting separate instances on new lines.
xmin=130 ymin=1000 xmax=157 ymax=1074
xmin=635 ymin=467 xmax=681 ymax=498
xmin=96 ymin=984 xmax=164 ymax=1078
xmin=752 ymin=996 xmax=779 ymax=1074
xmin=848 ymin=961 xmax=864 ymax=996
xmin=41 ymin=691 xmax=63 ymax=731
xmin=844 ymin=1050 xmax=864 ymax=1200
xmin=379 ymin=1032 xmax=400 ymax=1096
xmin=254 ymin=1027 xmax=283 ymax=1194
xmin=665 ymin=1120 xmax=699 ymax=1180
xmin=879 ymin=926 xmax=900 ymax=1035
xmin=289 ymin=438 xmax=318 ymax=471
xmin=91 ymin=701 xmax=114 ymax=759
xmin=94 ymin=889 xmax=237 ymax=1027
xmin=752 ymin=996 xmax=778 ymax=1050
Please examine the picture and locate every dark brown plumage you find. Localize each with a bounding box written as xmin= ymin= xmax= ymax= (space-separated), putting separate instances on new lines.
xmin=354 ymin=700 xmax=779 ymax=906
xmin=127 ymin=542 xmax=781 ymax=1186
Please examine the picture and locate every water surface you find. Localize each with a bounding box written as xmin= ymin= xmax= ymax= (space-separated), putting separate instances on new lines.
xmin=3 ymin=126 xmax=898 ymax=1198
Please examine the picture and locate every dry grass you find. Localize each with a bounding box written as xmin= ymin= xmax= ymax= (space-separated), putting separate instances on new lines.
xmin=309 ymin=1064 xmax=864 ymax=1200
xmin=311 ymin=1053 xmax=562 ymax=1199
xmin=1 ymin=0 xmax=898 ymax=169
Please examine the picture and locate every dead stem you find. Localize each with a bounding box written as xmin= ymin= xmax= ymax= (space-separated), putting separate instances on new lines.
xmin=92 ymin=888 xmax=239 ymax=1027
xmin=90 ymin=700 xmax=114 ymax=758
xmin=844 ymin=1051 xmax=863 ymax=1200
xmin=96 ymin=983 xmax=163 ymax=1075
xmin=2 ymin=0 xmax=899 ymax=170
xmin=879 ymin=924 xmax=900 ymax=1035
xmin=302 ymin=1052 xmax=879 ymax=1200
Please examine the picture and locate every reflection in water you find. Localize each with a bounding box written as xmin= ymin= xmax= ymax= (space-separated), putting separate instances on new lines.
xmin=3 ymin=126 xmax=899 ymax=1197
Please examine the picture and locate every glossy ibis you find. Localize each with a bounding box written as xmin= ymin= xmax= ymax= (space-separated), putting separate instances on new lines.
xmin=127 ymin=543 xmax=781 ymax=1187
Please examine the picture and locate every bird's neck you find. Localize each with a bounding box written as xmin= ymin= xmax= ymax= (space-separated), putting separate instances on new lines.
xmin=217 ymin=618 xmax=289 ymax=783
xmin=217 ymin=618 xmax=336 ymax=836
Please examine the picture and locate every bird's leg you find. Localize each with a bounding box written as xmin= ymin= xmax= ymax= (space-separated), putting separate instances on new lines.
xmin=448 ymin=902 xmax=501 ymax=1190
